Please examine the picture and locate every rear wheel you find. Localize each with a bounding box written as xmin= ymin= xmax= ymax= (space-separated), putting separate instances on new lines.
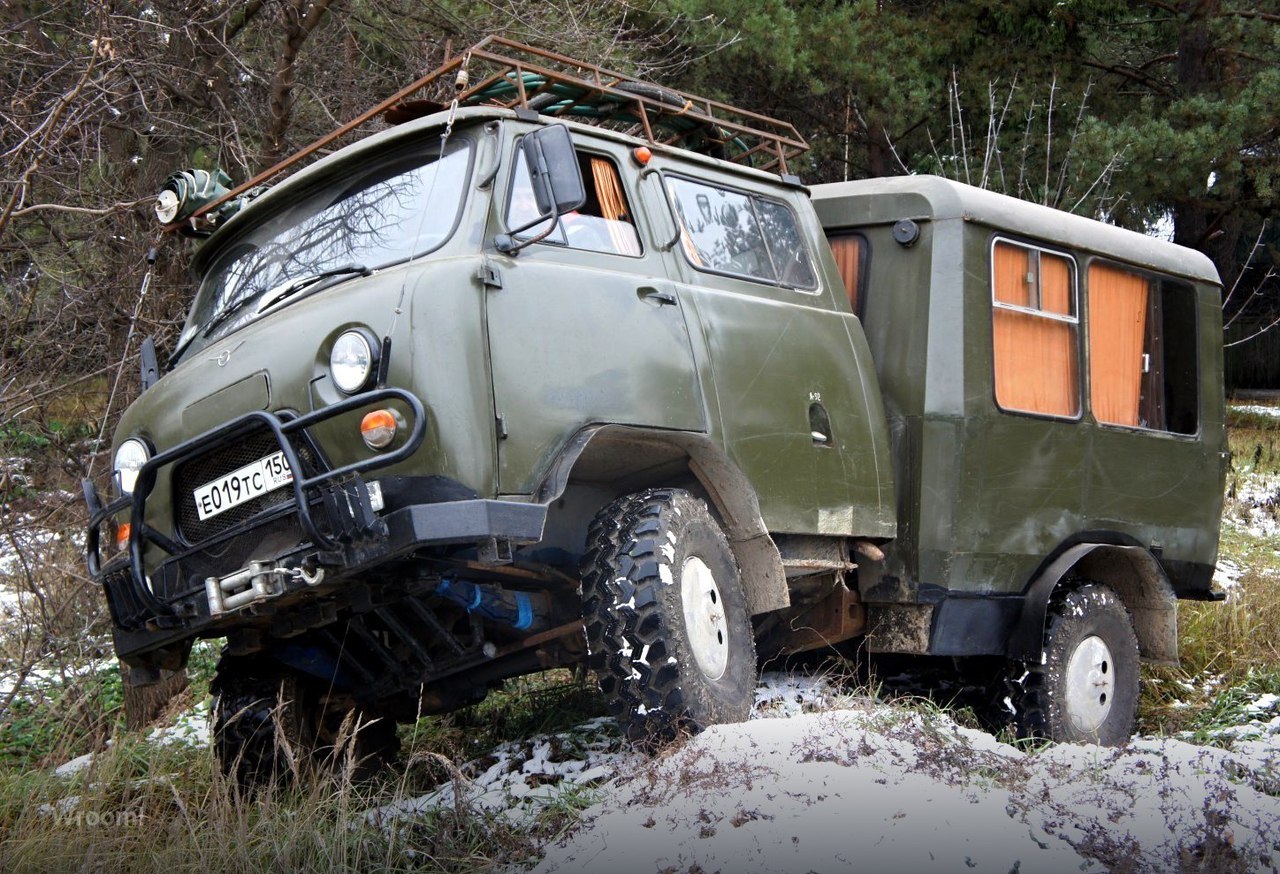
xmin=581 ymin=489 xmax=756 ymax=741
xmin=1016 ymin=583 xmax=1139 ymax=746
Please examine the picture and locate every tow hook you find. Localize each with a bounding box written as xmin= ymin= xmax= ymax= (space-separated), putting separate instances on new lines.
xmin=205 ymin=561 xmax=325 ymax=616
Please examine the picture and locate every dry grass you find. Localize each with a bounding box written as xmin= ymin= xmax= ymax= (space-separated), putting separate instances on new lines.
xmin=0 ymin=672 xmax=600 ymax=872
xmin=1138 ymin=408 xmax=1280 ymax=736
xmin=0 ymin=736 xmax=540 ymax=873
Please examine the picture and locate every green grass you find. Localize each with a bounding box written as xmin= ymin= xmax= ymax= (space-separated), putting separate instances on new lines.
xmin=0 ymin=669 xmax=609 ymax=872
xmin=1137 ymin=406 xmax=1280 ymax=739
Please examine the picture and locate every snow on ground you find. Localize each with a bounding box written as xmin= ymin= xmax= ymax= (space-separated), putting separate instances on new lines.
xmin=528 ymin=695 xmax=1280 ymax=873
xmin=1224 ymin=469 xmax=1280 ymax=538
xmin=1230 ymin=404 xmax=1280 ymax=419
xmin=367 ymin=716 xmax=637 ymax=829
xmin=36 ymin=670 xmax=1280 ymax=872
xmin=356 ymin=674 xmax=1280 ymax=873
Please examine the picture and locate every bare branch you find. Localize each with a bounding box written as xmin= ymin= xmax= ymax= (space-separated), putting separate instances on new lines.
xmin=10 ymin=197 xmax=150 ymax=218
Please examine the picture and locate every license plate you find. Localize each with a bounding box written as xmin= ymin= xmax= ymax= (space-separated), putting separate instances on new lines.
xmin=193 ymin=450 xmax=294 ymax=521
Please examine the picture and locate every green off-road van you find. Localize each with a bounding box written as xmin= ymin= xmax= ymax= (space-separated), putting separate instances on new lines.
xmin=85 ymin=39 xmax=1226 ymax=783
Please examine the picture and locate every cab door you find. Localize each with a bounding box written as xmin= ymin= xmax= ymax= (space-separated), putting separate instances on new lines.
xmin=483 ymin=135 xmax=704 ymax=496
xmin=641 ymin=164 xmax=895 ymax=537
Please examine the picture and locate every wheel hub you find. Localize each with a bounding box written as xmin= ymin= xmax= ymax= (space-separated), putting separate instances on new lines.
xmin=681 ymin=556 xmax=729 ymax=680
xmin=1064 ymin=634 xmax=1115 ymax=734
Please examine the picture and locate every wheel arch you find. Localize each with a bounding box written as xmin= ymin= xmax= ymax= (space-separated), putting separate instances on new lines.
xmin=1009 ymin=539 xmax=1178 ymax=665
xmin=536 ymin=425 xmax=789 ymax=615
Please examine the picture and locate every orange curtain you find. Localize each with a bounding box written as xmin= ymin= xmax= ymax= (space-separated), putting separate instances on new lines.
xmin=827 ymin=234 xmax=862 ymax=311
xmin=1088 ymin=264 xmax=1149 ymax=427
xmin=589 ymin=158 xmax=640 ymax=256
xmin=992 ymin=242 xmax=1079 ymax=416
xmin=993 ymin=241 xmax=1032 ymax=307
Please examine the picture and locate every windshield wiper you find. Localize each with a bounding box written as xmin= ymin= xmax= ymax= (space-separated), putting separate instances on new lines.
xmin=199 ymin=292 xmax=257 ymax=339
xmin=254 ymin=263 xmax=372 ymax=316
xmin=198 ymin=264 xmax=371 ymax=343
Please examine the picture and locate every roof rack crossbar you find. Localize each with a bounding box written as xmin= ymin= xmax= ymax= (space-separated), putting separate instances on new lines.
xmin=187 ymin=36 xmax=808 ymax=226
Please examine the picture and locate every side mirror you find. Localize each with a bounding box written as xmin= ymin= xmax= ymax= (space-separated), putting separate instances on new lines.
xmin=496 ymin=125 xmax=587 ymax=254
xmin=523 ymin=124 xmax=586 ymax=216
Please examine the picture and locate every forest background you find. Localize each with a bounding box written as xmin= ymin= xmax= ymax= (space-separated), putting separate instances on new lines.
xmin=3 ymin=0 xmax=1278 ymax=442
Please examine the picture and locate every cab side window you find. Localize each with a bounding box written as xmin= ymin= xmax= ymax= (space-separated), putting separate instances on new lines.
xmin=666 ymin=176 xmax=817 ymax=289
xmin=1088 ymin=263 xmax=1198 ymax=434
xmin=991 ymin=239 xmax=1080 ymax=418
xmin=506 ymin=148 xmax=641 ymax=256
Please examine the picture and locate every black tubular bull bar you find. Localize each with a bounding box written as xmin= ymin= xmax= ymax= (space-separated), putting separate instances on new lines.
xmin=84 ymin=388 xmax=429 ymax=619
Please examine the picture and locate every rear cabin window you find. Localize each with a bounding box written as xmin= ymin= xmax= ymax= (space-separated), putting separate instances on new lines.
xmin=827 ymin=232 xmax=867 ymax=313
xmin=665 ymin=176 xmax=817 ymax=289
xmin=991 ymin=239 xmax=1080 ymax=418
xmin=1087 ymin=263 xmax=1198 ymax=434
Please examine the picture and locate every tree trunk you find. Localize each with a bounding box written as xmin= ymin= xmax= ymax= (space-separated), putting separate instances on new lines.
xmin=123 ymin=666 xmax=189 ymax=730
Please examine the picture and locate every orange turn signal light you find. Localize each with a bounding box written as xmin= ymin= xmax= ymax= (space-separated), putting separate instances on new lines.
xmin=632 ymin=146 xmax=652 ymax=166
xmin=360 ymin=409 xmax=399 ymax=450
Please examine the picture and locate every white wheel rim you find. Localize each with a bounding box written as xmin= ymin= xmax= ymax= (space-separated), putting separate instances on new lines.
xmin=681 ymin=556 xmax=730 ymax=681
xmin=1064 ymin=635 xmax=1115 ymax=734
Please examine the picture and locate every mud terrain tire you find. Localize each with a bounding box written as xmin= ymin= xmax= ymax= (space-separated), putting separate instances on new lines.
xmin=581 ymin=489 xmax=756 ymax=741
xmin=212 ymin=665 xmax=311 ymax=789
xmin=212 ymin=660 xmax=399 ymax=789
xmin=1017 ymin=583 xmax=1139 ymax=746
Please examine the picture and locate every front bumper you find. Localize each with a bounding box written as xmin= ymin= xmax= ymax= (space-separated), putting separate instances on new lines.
xmin=84 ymin=388 xmax=546 ymax=659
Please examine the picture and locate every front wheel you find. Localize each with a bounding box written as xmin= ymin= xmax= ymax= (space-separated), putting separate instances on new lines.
xmin=581 ymin=489 xmax=756 ymax=740
xmin=1016 ymin=583 xmax=1140 ymax=746
xmin=211 ymin=659 xmax=399 ymax=789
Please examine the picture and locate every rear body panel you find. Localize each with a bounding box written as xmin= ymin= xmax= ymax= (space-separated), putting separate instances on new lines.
xmin=812 ymin=177 xmax=1225 ymax=626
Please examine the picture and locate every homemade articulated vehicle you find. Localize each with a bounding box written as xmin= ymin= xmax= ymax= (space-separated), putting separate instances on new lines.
xmin=85 ymin=38 xmax=1226 ymax=784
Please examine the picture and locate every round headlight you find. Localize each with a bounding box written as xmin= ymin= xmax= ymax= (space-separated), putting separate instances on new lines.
xmin=113 ymin=439 xmax=150 ymax=495
xmin=330 ymin=330 xmax=375 ymax=394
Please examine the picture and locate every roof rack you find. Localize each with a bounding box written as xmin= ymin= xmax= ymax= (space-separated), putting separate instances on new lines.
xmin=190 ymin=37 xmax=808 ymax=226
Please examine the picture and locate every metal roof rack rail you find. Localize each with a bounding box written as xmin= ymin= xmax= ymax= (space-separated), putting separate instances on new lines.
xmin=188 ymin=37 xmax=809 ymax=228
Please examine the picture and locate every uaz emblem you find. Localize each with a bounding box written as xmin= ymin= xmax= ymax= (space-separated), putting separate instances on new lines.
xmin=209 ymin=340 xmax=245 ymax=367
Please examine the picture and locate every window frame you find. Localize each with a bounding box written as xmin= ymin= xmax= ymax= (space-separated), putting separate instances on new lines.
xmin=1084 ymin=256 xmax=1202 ymax=439
xmin=503 ymin=141 xmax=645 ymax=259
xmin=181 ymin=136 xmax=475 ymax=361
xmin=661 ymin=172 xmax=821 ymax=293
xmin=988 ymin=235 xmax=1083 ymax=422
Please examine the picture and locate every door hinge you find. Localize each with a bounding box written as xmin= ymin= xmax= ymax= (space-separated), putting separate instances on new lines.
xmin=496 ymin=413 xmax=509 ymax=440
xmin=478 ymin=259 xmax=503 ymax=289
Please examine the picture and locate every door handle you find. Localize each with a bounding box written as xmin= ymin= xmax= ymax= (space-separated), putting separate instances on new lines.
xmin=638 ymin=286 xmax=677 ymax=306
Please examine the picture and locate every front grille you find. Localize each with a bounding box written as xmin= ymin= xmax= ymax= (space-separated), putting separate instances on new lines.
xmin=174 ymin=428 xmax=321 ymax=543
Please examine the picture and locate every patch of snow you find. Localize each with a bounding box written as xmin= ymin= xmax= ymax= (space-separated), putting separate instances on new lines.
xmin=366 ymin=716 xmax=636 ymax=829
xmin=355 ymin=675 xmax=1280 ymax=872
xmin=1213 ymin=558 xmax=1245 ymax=596
xmin=1246 ymin=693 xmax=1280 ymax=716
xmin=0 ymin=517 xmax=62 ymax=576
xmin=533 ymin=705 xmax=1280 ymax=874
xmin=1229 ymin=403 xmax=1280 ymax=419
xmin=146 ymin=701 xmax=210 ymax=748
xmin=54 ymin=753 xmax=96 ymax=778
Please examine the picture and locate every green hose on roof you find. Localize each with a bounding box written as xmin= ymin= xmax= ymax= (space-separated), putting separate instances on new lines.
xmin=467 ymin=72 xmax=747 ymax=162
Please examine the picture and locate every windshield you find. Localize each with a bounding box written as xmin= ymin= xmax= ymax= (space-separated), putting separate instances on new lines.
xmin=174 ymin=138 xmax=473 ymax=360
